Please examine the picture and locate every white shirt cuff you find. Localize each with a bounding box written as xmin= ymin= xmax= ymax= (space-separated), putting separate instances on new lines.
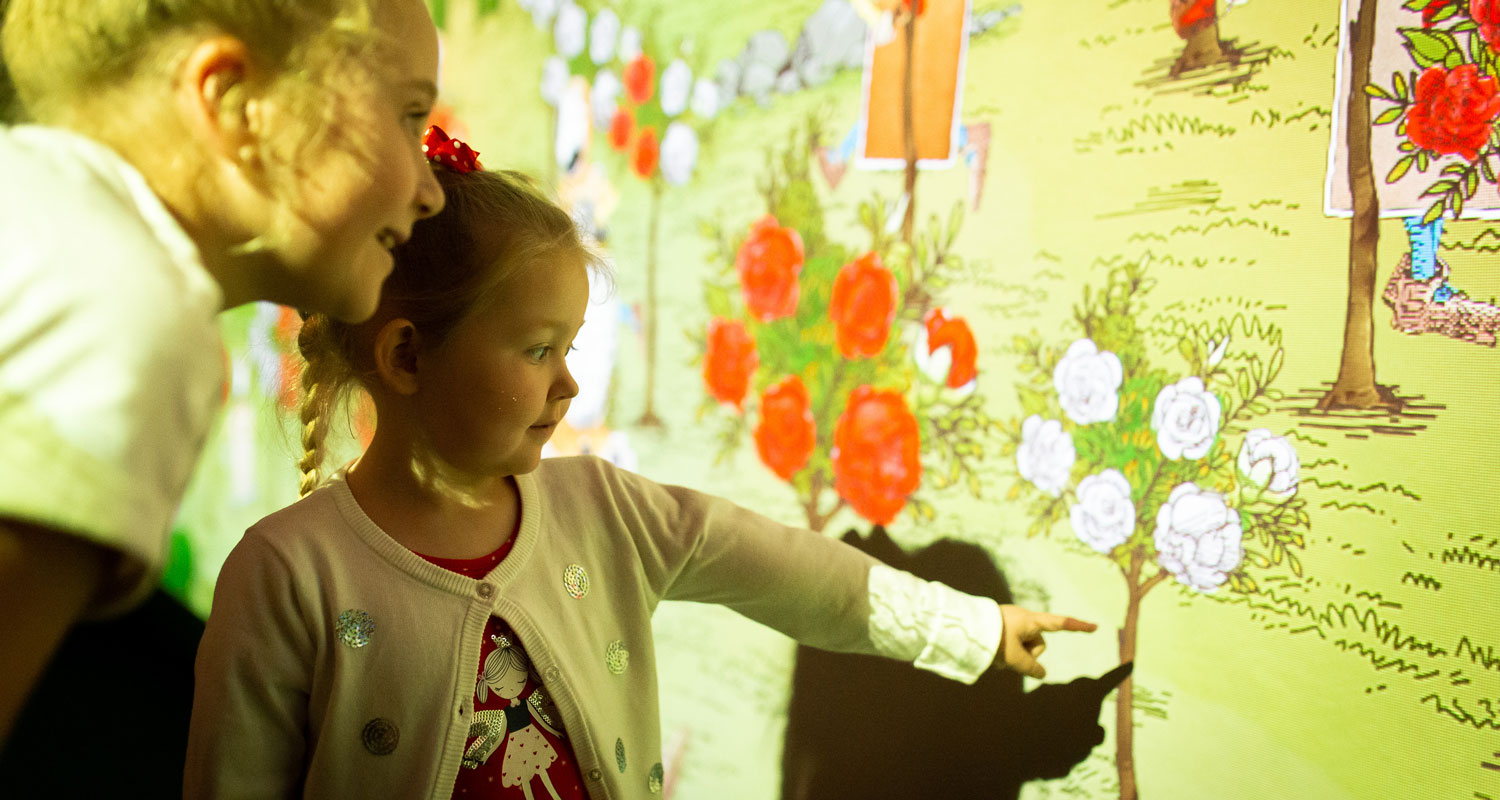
xmin=866 ymin=564 xmax=1003 ymax=685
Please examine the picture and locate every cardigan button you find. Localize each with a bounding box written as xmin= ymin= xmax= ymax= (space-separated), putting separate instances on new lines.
xmin=477 ymin=583 xmax=494 ymax=599
xmin=587 ymin=768 xmax=603 ymax=782
xmin=544 ymin=666 xmax=560 ymax=681
xmin=362 ymin=718 xmax=399 ymax=755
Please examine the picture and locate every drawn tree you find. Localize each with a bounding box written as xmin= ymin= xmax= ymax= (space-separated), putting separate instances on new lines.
xmin=1324 ymin=0 xmax=1402 ymax=410
xmin=697 ymin=124 xmax=995 ymax=532
xmin=1170 ymin=0 xmax=1235 ymax=74
xmin=1001 ymin=257 xmax=1311 ymax=800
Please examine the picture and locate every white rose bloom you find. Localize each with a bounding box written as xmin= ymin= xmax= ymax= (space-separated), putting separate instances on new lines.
xmin=522 ymin=0 xmax=559 ymax=29
xmin=660 ymin=122 xmax=699 ymax=186
xmin=1053 ymin=338 xmax=1123 ymax=425
xmin=660 ymin=59 xmax=693 ymax=117
xmin=1151 ymin=376 xmax=1221 ymax=460
xmin=553 ymin=3 xmax=587 ymax=59
xmin=540 ymin=56 xmax=569 ymax=107
xmin=1017 ymin=415 xmax=1076 ymax=498
xmin=590 ymin=70 xmax=622 ymax=130
xmin=589 ymin=8 xmax=620 ymax=65
xmin=1070 ymin=469 xmax=1135 ymax=554
xmin=1153 ymin=483 xmax=1243 ymax=593
xmin=691 ymin=77 xmax=720 ymax=119
xmin=1237 ymin=428 xmax=1299 ymax=497
xmin=619 ymin=26 xmax=643 ymax=62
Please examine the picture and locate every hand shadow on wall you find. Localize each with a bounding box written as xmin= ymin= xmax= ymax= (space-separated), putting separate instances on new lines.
xmin=780 ymin=526 xmax=1131 ymax=800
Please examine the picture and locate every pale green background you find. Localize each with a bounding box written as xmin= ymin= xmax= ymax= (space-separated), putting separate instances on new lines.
xmin=175 ymin=1 xmax=1500 ymax=797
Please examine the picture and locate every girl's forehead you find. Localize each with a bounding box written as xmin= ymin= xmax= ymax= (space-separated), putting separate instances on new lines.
xmin=371 ymin=0 xmax=440 ymax=79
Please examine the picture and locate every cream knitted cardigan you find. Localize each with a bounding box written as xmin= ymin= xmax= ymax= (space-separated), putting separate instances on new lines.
xmin=185 ymin=456 xmax=1000 ymax=799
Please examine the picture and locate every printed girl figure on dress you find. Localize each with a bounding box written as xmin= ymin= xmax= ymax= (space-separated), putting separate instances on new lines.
xmin=186 ymin=127 xmax=1097 ymax=799
xmin=467 ymin=633 xmax=567 ymax=800
xmin=0 ymin=0 xmax=444 ymax=780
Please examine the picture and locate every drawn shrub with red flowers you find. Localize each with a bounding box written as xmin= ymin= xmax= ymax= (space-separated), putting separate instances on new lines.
xmin=1371 ymin=1 xmax=1500 ymax=221
xmin=735 ymin=216 xmax=804 ymax=321
xmin=1407 ymin=65 xmax=1500 ymax=162
xmin=703 ymin=318 xmax=758 ymax=408
xmin=922 ymin=308 xmax=978 ymax=389
xmin=828 ymin=252 xmax=898 ymax=358
xmin=754 ymin=376 xmax=816 ymax=480
xmin=632 ymin=126 xmax=659 ymax=179
xmin=832 ymin=386 xmax=922 ymax=525
xmin=1473 ymin=0 xmax=1500 ymax=49
xmin=608 ymin=109 xmax=633 ymax=152
xmin=1170 ymin=0 xmax=1216 ymax=37
xmin=696 ymin=126 xmax=997 ymax=532
xmin=623 ymin=54 xmax=655 ymax=105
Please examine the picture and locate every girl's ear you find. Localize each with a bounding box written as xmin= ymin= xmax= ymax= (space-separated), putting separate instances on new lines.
xmin=372 ymin=319 xmax=422 ymax=396
xmin=173 ymin=36 xmax=258 ymax=164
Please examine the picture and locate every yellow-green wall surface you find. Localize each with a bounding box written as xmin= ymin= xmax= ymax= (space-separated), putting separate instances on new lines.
xmin=176 ymin=1 xmax=1500 ymax=797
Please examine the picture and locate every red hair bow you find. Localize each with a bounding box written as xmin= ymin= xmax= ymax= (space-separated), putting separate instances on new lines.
xmin=422 ymin=125 xmax=482 ymax=173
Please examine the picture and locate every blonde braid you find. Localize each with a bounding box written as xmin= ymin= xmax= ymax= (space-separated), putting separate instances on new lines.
xmin=295 ymin=315 xmax=341 ymax=496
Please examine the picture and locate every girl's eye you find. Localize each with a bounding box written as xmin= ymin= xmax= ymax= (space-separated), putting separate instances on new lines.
xmin=407 ymin=109 xmax=432 ymax=136
xmin=528 ymin=345 xmax=553 ymax=361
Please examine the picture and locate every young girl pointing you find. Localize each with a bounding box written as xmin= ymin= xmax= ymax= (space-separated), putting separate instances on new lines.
xmin=185 ymin=129 xmax=1096 ymax=799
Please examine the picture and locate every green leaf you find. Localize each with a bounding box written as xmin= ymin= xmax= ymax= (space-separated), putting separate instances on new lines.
xmin=1373 ymin=105 xmax=1405 ymax=125
xmin=1481 ymin=156 xmax=1496 ymax=183
xmin=1431 ymin=1 xmax=1459 ymax=23
xmin=1401 ymin=0 xmax=1428 ymax=9
xmin=1394 ymin=70 xmax=1409 ymax=100
xmin=1364 ymin=83 xmax=1394 ymax=100
xmin=1465 ymin=168 xmax=1480 ymax=197
xmin=1387 ymin=154 xmax=1416 ymax=184
xmin=1423 ymin=198 xmax=1446 ymax=225
xmin=1402 ymin=29 xmax=1458 ymax=68
xmin=1451 ymin=188 xmax=1465 ymax=218
xmin=1445 ymin=50 xmax=1465 ymax=70
xmin=1417 ymin=150 xmax=1432 ymax=171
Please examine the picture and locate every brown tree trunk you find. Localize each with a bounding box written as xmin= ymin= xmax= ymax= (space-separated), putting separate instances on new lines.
xmin=1319 ymin=0 xmax=1402 ymax=411
xmin=901 ymin=8 xmax=918 ymax=244
xmin=1116 ymin=552 xmax=1144 ymax=800
xmin=638 ymin=180 xmax=665 ymax=427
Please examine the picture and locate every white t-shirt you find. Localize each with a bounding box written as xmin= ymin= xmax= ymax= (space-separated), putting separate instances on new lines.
xmin=0 ymin=125 xmax=224 ymax=616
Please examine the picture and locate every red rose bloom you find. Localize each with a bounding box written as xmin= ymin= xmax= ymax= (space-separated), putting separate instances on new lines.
xmin=1170 ymin=0 xmax=1216 ymax=38
xmin=754 ymin=375 xmax=816 ymax=480
xmin=828 ymin=251 xmax=898 ymax=358
xmin=1474 ymin=0 xmax=1500 ymax=49
xmin=632 ymin=126 xmax=659 ymax=178
xmin=703 ymin=318 xmax=758 ymax=409
xmin=608 ymin=108 xmax=633 ymax=152
xmin=735 ymin=215 xmax=804 ymax=321
xmin=832 ymin=386 xmax=921 ymax=525
xmin=624 ymin=55 xmax=656 ymax=104
xmin=1407 ymin=64 xmax=1500 ymax=162
xmin=923 ymin=308 xmax=978 ymax=389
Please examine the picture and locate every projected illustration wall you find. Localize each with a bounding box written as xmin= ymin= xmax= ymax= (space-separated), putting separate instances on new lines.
xmin=175 ymin=1 xmax=1500 ymax=798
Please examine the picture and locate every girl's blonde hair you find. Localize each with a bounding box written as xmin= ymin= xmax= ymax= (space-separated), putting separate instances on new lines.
xmin=2 ymin=0 xmax=375 ymax=127
xmin=295 ymin=166 xmax=607 ymax=495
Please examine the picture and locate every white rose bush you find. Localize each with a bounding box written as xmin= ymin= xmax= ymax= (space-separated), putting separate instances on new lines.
xmin=998 ymin=257 xmax=1311 ymax=796
xmin=520 ymin=1 xmax=721 ymax=426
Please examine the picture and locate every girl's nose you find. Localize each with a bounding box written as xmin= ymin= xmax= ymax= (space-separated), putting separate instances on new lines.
xmin=414 ymin=159 xmax=445 ymax=219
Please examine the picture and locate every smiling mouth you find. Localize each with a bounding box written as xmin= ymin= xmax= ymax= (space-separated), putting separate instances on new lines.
xmin=376 ymin=229 xmax=405 ymax=250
